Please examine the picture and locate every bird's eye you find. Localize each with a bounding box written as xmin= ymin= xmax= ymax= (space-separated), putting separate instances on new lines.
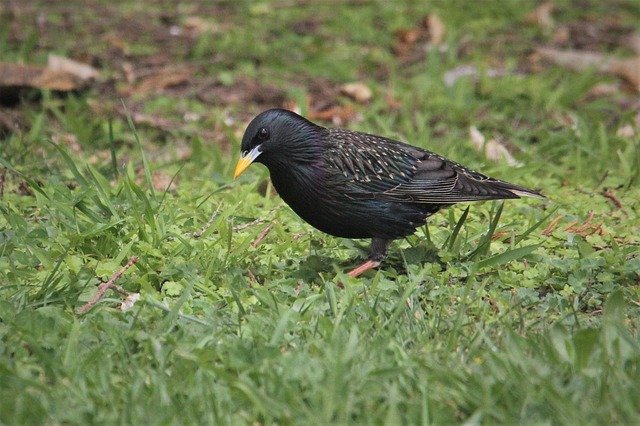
xmin=258 ymin=127 xmax=269 ymax=140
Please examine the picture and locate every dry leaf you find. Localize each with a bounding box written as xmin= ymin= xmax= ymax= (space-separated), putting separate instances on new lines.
xmin=586 ymin=82 xmax=620 ymax=99
xmin=525 ymin=2 xmax=555 ymax=29
xmin=608 ymin=57 xmax=640 ymax=92
xmin=102 ymin=33 xmax=130 ymax=55
xmin=485 ymin=139 xmax=522 ymax=167
xmin=282 ymin=100 xmax=302 ymax=115
xmin=0 ymin=109 xmax=18 ymax=135
xmin=132 ymin=112 xmax=176 ymax=132
xmin=552 ymin=26 xmax=570 ymax=45
xmin=0 ymin=56 xmax=97 ymax=103
xmin=120 ymin=292 xmax=140 ymax=311
xmin=340 ymin=82 xmax=372 ymax=103
xmin=183 ymin=16 xmax=220 ymax=36
xmin=536 ymin=47 xmax=640 ymax=92
xmin=88 ymin=150 xmax=112 ymax=165
xmin=395 ymin=28 xmax=421 ymax=44
xmin=616 ymin=124 xmax=635 ymax=138
xmin=469 ymin=126 xmax=522 ymax=167
xmin=152 ymin=171 xmax=176 ymax=192
xmin=469 ymin=125 xmax=486 ymax=151
xmin=33 ymin=70 xmax=80 ymax=91
xmin=444 ymin=65 xmax=479 ymax=87
xmin=384 ymin=91 xmax=402 ymax=111
xmin=52 ymin=133 xmax=82 ymax=154
xmin=0 ymin=63 xmax=70 ymax=91
xmin=425 ymin=13 xmax=446 ymax=46
xmin=443 ymin=65 xmax=504 ymax=87
xmin=47 ymin=54 xmax=99 ymax=81
xmin=129 ymin=67 xmax=191 ymax=96
xmin=121 ymin=62 xmax=136 ymax=84
xmin=309 ymin=104 xmax=361 ymax=126
xmin=626 ymin=33 xmax=640 ymax=55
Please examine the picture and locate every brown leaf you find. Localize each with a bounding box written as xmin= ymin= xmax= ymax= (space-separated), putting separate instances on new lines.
xmin=33 ymin=69 xmax=80 ymax=91
xmin=585 ymin=82 xmax=620 ymax=99
xmin=47 ymin=54 xmax=100 ymax=81
xmin=340 ymin=82 xmax=372 ymax=104
xmin=626 ymin=33 xmax=640 ymax=55
xmin=541 ymin=215 xmax=563 ymax=236
xmin=102 ymin=33 xmax=130 ymax=55
xmin=128 ymin=67 xmax=191 ymax=96
xmin=536 ymin=47 xmax=640 ymax=92
xmin=309 ymin=104 xmax=360 ymax=126
xmin=0 ymin=62 xmax=76 ymax=91
xmin=484 ymin=139 xmax=522 ymax=167
xmin=563 ymin=211 xmax=604 ymax=237
xmin=563 ymin=21 xmax=635 ymax=52
xmin=0 ymin=108 xmax=21 ymax=135
xmin=395 ymin=28 xmax=421 ymax=45
xmin=251 ymin=223 xmax=274 ymax=248
xmin=616 ymin=124 xmax=635 ymax=138
xmin=183 ymin=16 xmax=220 ymax=36
xmin=469 ymin=126 xmax=522 ymax=167
xmin=609 ymin=57 xmax=640 ymax=92
xmin=525 ymin=2 xmax=555 ymax=29
xmin=469 ymin=125 xmax=486 ymax=150
xmin=425 ymin=13 xmax=446 ymax=46
xmin=552 ymin=26 xmax=570 ymax=45
xmin=602 ymin=188 xmax=623 ymax=209
xmin=120 ymin=293 xmax=140 ymax=311
xmin=52 ymin=133 xmax=82 ymax=154
xmin=0 ymin=55 xmax=98 ymax=105
xmin=132 ymin=112 xmax=176 ymax=131
xmin=151 ymin=171 xmax=176 ymax=192
xmin=384 ymin=91 xmax=402 ymax=111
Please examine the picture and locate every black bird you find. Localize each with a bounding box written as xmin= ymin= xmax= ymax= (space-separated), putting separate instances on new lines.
xmin=234 ymin=109 xmax=542 ymax=277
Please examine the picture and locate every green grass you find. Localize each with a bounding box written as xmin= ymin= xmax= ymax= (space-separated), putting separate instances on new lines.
xmin=1 ymin=0 xmax=639 ymax=424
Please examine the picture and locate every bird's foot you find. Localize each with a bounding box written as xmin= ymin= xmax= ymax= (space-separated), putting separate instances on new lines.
xmin=346 ymin=259 xmax=381 ymax=278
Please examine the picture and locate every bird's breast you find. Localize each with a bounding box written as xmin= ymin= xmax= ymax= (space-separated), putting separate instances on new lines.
xmin=267 ymin=164 xmax=427 ymax=239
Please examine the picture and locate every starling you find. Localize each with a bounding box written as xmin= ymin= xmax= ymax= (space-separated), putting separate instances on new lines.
xmin=234 ymin=109 xmax=542 ymax=277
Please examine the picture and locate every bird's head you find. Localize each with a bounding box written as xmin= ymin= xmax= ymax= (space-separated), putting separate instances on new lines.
xmin=234 ymin=109 xmax=325 ymax=178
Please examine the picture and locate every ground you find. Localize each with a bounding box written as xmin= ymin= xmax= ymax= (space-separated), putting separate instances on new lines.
xmin=0 ymin=0 xmax=639 ymax=424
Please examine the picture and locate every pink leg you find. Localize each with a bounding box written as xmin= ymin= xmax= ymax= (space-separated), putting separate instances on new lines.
xmin=346 ymin=259 xmax=381 ymax=278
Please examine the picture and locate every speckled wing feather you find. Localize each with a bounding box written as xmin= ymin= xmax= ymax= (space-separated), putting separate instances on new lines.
xmin=326 ymin=129 xmax=541 ymax=203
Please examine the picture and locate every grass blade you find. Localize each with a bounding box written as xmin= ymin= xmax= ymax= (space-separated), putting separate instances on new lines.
xmin=473 ymin=244 xmax=540 ymax=271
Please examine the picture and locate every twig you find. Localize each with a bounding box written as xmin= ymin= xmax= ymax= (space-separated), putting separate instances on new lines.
xmin=77 ymin=256 xmax=139 ymax=315
xmin=246 ymin=268 xmax=258 ymax=287
xmin=563 ymin=211 xmax=604 ymax=236
xmin=191 ymin=207 xmax=220 ymax=238
xmin=541 ymin=215 xmax=563 ymax=236
xmin=0 ymin=167 xmax=6 ymax=198
xmin=233 ymin=206 xmax=281 ymax=232
xmin=602 ymin=188 xmax=623 ymax=209
xmin=251 ymin=223 xmax=274 ymax=248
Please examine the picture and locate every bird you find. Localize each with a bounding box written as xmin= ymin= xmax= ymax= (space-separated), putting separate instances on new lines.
xmin=234 ymin=108 xmax=542 ymax=277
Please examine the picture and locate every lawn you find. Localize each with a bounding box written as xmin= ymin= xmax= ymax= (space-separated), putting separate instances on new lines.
xmin=1 ymin=0 xmax=639 ymax=424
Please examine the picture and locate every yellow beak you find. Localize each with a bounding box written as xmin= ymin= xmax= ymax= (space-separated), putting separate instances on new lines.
xmin=233 ymin=156 xmax=253 ymax=179
xmin=233 ymin=146 xmax=262 ymax=179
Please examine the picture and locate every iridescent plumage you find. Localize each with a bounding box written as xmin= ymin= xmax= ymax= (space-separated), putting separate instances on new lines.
xmin=235 ymin=109 xmax=542 ymax=277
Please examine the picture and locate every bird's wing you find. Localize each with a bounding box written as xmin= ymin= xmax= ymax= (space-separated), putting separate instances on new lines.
xmin=325 ymin=130 xmax=420 ymax=193
xmin=327 ymin=130 xmax=540 ymax=204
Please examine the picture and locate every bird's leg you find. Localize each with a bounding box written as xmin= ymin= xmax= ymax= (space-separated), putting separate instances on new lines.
xmin=347 ymin=238 xmax=390 ymax=278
